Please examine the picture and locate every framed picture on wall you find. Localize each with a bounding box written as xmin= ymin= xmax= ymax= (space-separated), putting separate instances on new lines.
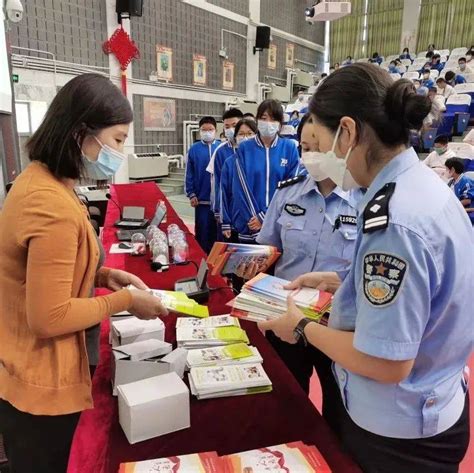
xmin=143 ymin=97 xmax=176 ymax=131
xmin=286 ymin=43 xmax=295 ymax=68
xmin=223 ymin=61 xmax=235 ymax=90
xmin=156 ymin=46 xmax=173 ymax=81
xmin=268 ymin=44 xmax=277 ymax=70
xmin=193 ymin=54 xmax=207 ymax=86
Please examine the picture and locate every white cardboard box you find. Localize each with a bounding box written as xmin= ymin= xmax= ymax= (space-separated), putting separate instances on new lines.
xmin=117 ymin=372 xmax=190 ymax=444
xmin=111 ymin=317 xmax=165 ymax=347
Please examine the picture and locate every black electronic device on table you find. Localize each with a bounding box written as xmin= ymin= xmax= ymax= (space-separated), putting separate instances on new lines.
xmin=174 ymin=259 xmax=210 ymax=303
xmin=114 ymin=206 xmax=149 ymax=229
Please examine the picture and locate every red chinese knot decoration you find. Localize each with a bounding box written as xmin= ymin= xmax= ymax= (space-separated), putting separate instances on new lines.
xmin=103 ymin=26 xmax=140 ymax=95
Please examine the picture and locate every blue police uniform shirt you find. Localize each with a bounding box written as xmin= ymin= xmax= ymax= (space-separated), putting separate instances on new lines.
xmin=185 ymin=140 xmax=220 ymax=203
xmin=257 ymin=176 xmax=362 ymax=281
xmin=329 ymin=147 xmax=474 ymax=439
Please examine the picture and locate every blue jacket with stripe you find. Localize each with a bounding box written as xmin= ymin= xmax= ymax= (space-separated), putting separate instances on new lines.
xmin=230 ymin=135 xmax=300 ymax=240
xmin=210 ymin=141 xmax=235 ymax=216
xmin=185 ymin=140 xmax=220 ymax=204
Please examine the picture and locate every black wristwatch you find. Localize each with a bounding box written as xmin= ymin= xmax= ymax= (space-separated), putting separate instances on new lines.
xmin=293 ymin=318 xmax=314 ymax=347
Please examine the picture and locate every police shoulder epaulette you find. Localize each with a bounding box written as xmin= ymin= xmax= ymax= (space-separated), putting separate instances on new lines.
xmin=277 ymin=175 xmax=305 ymax=189
xmin=363 ymin=182 xmax=396 ymax=233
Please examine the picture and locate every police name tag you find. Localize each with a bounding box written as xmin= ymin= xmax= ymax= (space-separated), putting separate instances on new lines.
xmin=284 ymin=203 xmax=306 ymax=216
xmin=363 ymin=252 xmax=408 ymax=306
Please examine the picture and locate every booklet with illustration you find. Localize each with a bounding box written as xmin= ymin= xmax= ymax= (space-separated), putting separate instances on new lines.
xmin=176 ymin=326 xmax=249 ymax=349
xmin=229 ymin=273 xmax=332 ymax=323
xmin=119 ymin=451 xmax=223 ymax=473
xmin=186 ymin=344 xmax=262 ymax=369
xmin=222 ymin=441 xmax=332 ymax=472
xmin=189 ymin=363 xmax=272 ymax=400
xmin=207 ymin=242 xmax=281 ymax=276
xmin=176 ymin=314 xmax=240 ymax=329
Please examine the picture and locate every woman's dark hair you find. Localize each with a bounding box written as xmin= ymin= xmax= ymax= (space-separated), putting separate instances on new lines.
xmin=198 ymin=116 xmax=217 ymax=128
xmin=27 ymin=73 xmax=133 ymax=180
xmin=434 ymin=134 xmax=449 ymax=145
xmin=309 ymin=63 xmax=433 ymax=148
xmin=403 ymin=47 xmax=409 ymax=53
xmin=372 ymin=52 xmax=379 ymax=58
xmin=347 ymin=56 xmax=352 ymax=60
xmin=425 ymin=51 xmax=434 ymax=59
xmin=256 ymin=99 xmax=284 ymax=123
xmin=296 ymin=113 xmax=312 ymax=142
xmin=445 ymin=157 xmax=464 ymax=175
xmin=223 ymin=108 xmax=244 ymax=121
xmin=234 ymin=118 xmax=258 ymax=137
xmin=445 ymin=71 xmax=455 ymax=81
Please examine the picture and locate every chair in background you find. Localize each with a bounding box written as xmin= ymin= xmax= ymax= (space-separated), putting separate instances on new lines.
xmin=390 ymin=73 xmax=401 ymax=81
xmin=446 ymin=95 xmax=471 ymax=135
xmin=447 ymin=142 xmax=474 ymax=159
xmin=454 ymin=84 xmax=474 ymax=117
xmin=451 ymin=47 xmax=468 ymax=55
xmin=404 ymin=71 xmax=420 ymax=81
xmin=421 ymin=128 xmax=437 ymax=152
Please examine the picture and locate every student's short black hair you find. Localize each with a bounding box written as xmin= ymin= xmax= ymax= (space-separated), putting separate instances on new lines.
xmin=436 ymin=77 xmax=446 ymax=84
xmin=445 ymin=157 xmax=464 ymax=174
xmin=390 ymin=61 xmax=396 ymax=65
xmin=429 ymin=87 xmax=438 ymax=93
xmin=234 ymin=118 xmax=258 ymax=137
xmin=198 ymin=116 xmax=217 ymax=128
xmin=243 ymin=112 xmax=255 ymax=119
xmin=445 ymin=71 xmax=455 ymax=81
xmin=222 ymin=108 xmax=244 ymax=121
xmin=413 ymin=79 xmax=421 ymax=84
xmin=434 ymin=135 xmax=449 ymax=145
xmin=256 ymin=99 xmax=284 ymax=123
xmin=26 ymin=73 xmax=132 ymax=180
xmin=425 ymin=51 xmax=434 ymax=59
xmin=321 ymin=73 xmax=328 ymax=78
xmin=372 ymin=52 xmax=379 ymax=58
xmin=458 ymin=57 xmax=467 ymax=62
xmin=423 ymin=68 xmax=431 ymax=74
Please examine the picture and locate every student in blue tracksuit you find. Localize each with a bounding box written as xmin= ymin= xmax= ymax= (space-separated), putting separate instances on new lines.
xmin=260 ymin=64 xmax=473 ymax=473
xmin=445 ymin=157 xmax=474 ymax=224
xmin=185 ymin=116 xmax=221 ymax=253
xmin=220 ymin=118 xmax=258 ymax=241
xmin=420 ymin=69 xmax=435 ymax=89
xmin=231 ymin=99 xmax=300 ymax=242
xmin=207 ymin=108 xmax=243 ymax=239
xmin=445 ymin=70 xmax=466 ymax=87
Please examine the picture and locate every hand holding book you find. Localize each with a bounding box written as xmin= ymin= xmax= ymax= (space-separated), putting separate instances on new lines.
xmin=285 ymin=271 xmax=342 ymax=295
xmin=258 ymin=295 xmax=306 ymax=344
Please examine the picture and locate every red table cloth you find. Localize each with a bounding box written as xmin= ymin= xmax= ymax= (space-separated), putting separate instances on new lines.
xmin=68 ymin=182 xmax=361 ymax=473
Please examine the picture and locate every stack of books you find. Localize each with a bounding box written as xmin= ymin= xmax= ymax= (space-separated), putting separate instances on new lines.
xmin=189 ymin=363 xmax=272 ymax=400
xmin=186 ymin=343 xmax=263 ymax=369
xmin=119 ymin=451 xmax=223 ymax=472
xmin=207 ymin=242 xmax=281 ymax=276
xmin=222 ymin=441 xmax=332 ymax=472
xmin=228 ymin=273 xmax=332 ymax=323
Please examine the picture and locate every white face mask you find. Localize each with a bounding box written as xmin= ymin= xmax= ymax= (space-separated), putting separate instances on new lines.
xmin=224 ymin=127 xmax=235 ymax=141
xmin=301 ymin=151 xmax=329 ymax=182
xmin=315 ymin=126 xmax=360 ymax=191
xmin=258 ymin=120 xmax=280 ymax=138
xmin=236 ymin=135 xmax=252 ymax=146
xmin=200 ymin=130 xmax=215 ymax=143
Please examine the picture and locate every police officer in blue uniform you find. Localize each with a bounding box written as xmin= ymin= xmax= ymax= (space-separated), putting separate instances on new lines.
xmin=249 ymin=113 xmax=362 ymax=430
xmin=185 ymin=116 xmax=220 ymax=253
xmin=231 ymin=99 xmax=300 ymax=242
xmin=260 ymin=64 xmax=473 ymax=473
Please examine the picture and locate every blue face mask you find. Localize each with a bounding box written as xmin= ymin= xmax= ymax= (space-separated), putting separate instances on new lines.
xmin=258 ymin=120 xmax=280 ymax=138
xmin=82 ymin=137 xmax=125 ymax=180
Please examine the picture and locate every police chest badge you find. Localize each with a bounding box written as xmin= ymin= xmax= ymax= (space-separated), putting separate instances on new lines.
xmin=363 ymin=253 xmax=408 ymax=306
xmin=284 ymin=203 xmax=306 ymax=216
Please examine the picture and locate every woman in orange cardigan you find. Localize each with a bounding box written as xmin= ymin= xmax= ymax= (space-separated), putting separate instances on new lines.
xmin=0 ymin=73 xmax=167 ymax=473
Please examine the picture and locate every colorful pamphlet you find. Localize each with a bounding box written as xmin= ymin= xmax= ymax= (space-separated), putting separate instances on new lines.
xmin=207 ymin=242 xmax=281 ymax=276
xmin=188 ymin=363 xmax=272 ymax=400
xmin=229 ymin=273 xmax=332 ymax=323
xmin=222 ymin=441 xmax=332 ymax=472
xmin=186 ymin=344 xmax=263 ymax=369
xmin=119 ymin=451 xmax=223 ymax=472
xmin=176 ymin=326 xmax=249 ymax=349
xmin=176 ymin=314 xmax=240 ymax=329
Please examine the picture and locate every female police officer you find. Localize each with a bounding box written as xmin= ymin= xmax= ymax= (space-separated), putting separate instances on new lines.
xmin=259 ymin=63 xmax=473 ymax=472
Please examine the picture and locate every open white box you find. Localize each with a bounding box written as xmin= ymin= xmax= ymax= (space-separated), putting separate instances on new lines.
xmin=111 ymin=317 xmax=165 ymax=347
xmin=117 ymin=372 xmax=190 ymax=444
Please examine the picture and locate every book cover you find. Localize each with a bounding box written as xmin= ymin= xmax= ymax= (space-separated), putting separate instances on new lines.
xmin=176 ymin=315 xmax=240 ymax=329
xmin=187 ymin=344 xmax=262 ymax=368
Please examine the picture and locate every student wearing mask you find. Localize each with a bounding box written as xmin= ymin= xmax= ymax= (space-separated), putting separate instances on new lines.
xmin=457 ymin=57 xmax=473 ymax=75
xmin=289 ymin=110 xmax=300 ymax=129
xmin=185 ymin=116 xmax=220 ymax=253
xmin=436 ymin=77 xmax=456 ymax=100
xmin=239 ymin=114 xmax=361 ymax=429
xmin=207 ymin=108 xmax=244 ymax=239
xmin=388 ymin=60 xmax=404 ymax=74
xmin=413 ymin=79 xmax=429 ymax=96
xmin=342 ymin=56 xmax=353 ymax=66
xmin=368 ymin=52 xmax=382 ymax=65
xmin=259 ymin=63 xmax=472 ymax=473
xmin=445 ymin=70 xmax=467 ymax=86
xmin=334 ymin=62 xmax=340 ymax=70
xmin=0 ymin=74 xmax=167 ymax=473
xmin=429 ymin=53 xmax=444 ymax=72
xmin=445 ymin=157 xmax=474 ymax=224
xmin=329 ymin=66 xmax=335 ymax=74
xmin=423 ymin=135 xmax=456 ymax=180
xmin=420 ymin=69 xmax=435 ymax=89
xmin=230 ymin=99 xmax=300 ymax=242
xmin=428 ymin=86 xmax=446 ymax=112
xmin=399 ymin=47 xmax=413 ymax=61
xmin=220 ymin=118 xmax=258 ymax=241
